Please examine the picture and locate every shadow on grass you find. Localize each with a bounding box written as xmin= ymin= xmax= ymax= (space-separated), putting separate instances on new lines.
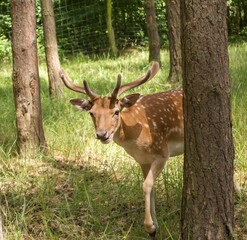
xmin=0 ymin=153 xmax=187 ymax=240
xmin=1 ymin=152 xmax=247 ymax=239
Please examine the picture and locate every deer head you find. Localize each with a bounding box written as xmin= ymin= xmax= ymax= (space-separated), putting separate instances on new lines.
xmin=60 ymin=62 xmax=159 ymax=144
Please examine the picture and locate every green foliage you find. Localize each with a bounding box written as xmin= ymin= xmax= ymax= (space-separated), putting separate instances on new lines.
xmin=54 ymin=0 xmax=108 ymax=55
xmin=54 ymin=0 xmax=161 ymax=55
xmin=0 ymin=46 xmax=247 ymax=239
xmin=113 ymin=0 xmax=167 ymax=49
xmin=48 ymin=0 xmax=167 ymax=55
xmin=0 ymin=34 xmax=11 ymax=59
xmin=227 ymin=0 xmax=247 ymax=36
xmin=240 ymin=26 xmax=247 ymax=40
xmin=0 ymin=0 xmax=11 ymax=38
xmin=0 ymin=0 xmax=247 ymax=56
xmin=0 ymin=0 xmax=45 ymax=59
xmin=0 ymin=0 xmax=11 ymax=59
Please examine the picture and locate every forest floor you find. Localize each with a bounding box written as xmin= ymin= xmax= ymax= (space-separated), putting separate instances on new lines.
xmin=0 ymin=47 xmax=247 ymax=239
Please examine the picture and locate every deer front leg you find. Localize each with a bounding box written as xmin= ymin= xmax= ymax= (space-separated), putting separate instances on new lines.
xmin=141 ymin=164 xmax=158 ymax=232
xmin=140 ymin=157 xmax=167 ymax=237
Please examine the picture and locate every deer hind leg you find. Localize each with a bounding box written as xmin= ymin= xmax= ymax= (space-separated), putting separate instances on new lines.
xmin=140 ymin=157 xmax=167 ymax=236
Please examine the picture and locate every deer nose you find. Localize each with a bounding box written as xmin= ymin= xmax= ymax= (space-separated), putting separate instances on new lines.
xmin=95 ymin=131 xmax=108 ymax=140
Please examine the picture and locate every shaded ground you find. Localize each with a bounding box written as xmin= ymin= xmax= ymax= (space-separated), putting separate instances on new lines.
xmin=1 ymin=154 xmax=246 ymax=240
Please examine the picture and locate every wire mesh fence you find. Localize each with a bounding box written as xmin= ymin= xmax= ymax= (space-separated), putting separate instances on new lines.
xmin=0 ymin=0 xmax=167 ymax=57
xmin=54 ymin=0 xmax=167 ymax=55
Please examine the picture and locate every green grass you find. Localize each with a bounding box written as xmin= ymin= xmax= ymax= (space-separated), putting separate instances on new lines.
xmin=0 ymin=46 xmax=247 ymax=239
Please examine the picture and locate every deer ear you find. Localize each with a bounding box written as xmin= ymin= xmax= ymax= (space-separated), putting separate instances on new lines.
xmin=120 ymin=93 xmax=141 ymax=108
xmin=70 ymin=98 xmax=93 ymax=111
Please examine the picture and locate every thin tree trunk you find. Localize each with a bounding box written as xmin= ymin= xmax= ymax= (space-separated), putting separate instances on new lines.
xmin=41 ymin=0 xmax=63 ymax=98
xmin=106 ymin=0 xmax=118 ymax=57
xmin=181 ymin=0 xmax=235 ymax=238
xmin=144 ymin=0 xmax=161 ymax=64
xmin=10 ymin=0 xmax=47 ymax=155
xmin=237 ymin=0 xmax=243 ymax=32
xmin=166 ymin=0 xmax=182 ymax=82
xmin=243 ymin=0 xmax=247 ymax=28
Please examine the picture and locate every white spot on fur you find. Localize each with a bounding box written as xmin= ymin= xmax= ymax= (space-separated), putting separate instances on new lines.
xmin=152 ymin=121 xmax=157 ymax=128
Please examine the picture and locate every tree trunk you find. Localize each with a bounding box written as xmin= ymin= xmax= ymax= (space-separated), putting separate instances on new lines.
xmin=166 ymin=0 xmax=182 ymax=82
xmin=41 ymin=0 xmax=63 ymax=98
xmin=227 ymin=5 xmax=232 ymax=35
xmin=237 ymin=0 xmax=243 ymax=32
xmin=243 ymin=0 xmax=247 ymax=28
xmin=106 ymin=0 xmax=118 ymax=57
xmin=144 ymin=0 xmax=161 ymax=64
xmin=10 ymin=0 xmax=47 ymax=155
xmin=181 ymin=0 xmax=235 ymax=239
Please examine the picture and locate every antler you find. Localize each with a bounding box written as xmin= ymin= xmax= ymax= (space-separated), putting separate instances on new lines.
xmin=60 ymin=62 xmax=159 ymax=100
xmin=83 ymin=80 xmax=99 ymax=100
xmin=116 ymin=61 xmax=159 ymax=97
xmin=60 ymin=69 xmax=99 ymax=100
xmin=111 ymin=74 xmax=122 ymax=99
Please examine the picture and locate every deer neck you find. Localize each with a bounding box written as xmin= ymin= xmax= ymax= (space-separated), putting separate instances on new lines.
xmin=113 ymin=108 xmax=145 ymax=147
xmin=113 ymin=113 xmax=128 ymax=145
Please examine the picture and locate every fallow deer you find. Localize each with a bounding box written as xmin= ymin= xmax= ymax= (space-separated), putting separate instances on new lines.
xmin=60 ymin=62 xmax=184 ymax=238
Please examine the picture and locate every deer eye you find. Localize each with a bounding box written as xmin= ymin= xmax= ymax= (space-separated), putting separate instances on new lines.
xmin=114 ymin=110 xmax=120 ymax=116
xmin=89 ymin=111 xmax=94 ymax=117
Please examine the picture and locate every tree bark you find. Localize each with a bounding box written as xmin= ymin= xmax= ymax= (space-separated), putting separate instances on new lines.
xmin=166 ymin=0 xmax=182 ymax=82
xmin=144 ymin=0 xmax=161 ymax=64
xmin=41 ymin=0 xmax=63 ymax=98
xmin=181 ymin=0 xmax=235 ymax=239
xmin=10 ymin=0 xmax=47 ymax=155
xmin=106 ymin=0 xmax=118 ymax=57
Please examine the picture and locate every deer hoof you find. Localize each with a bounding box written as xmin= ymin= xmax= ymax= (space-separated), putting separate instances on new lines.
xmin=145 ymin=223 xmax=156 ymax=235
xmin=149 ymin=230 xmax=157 ymax=240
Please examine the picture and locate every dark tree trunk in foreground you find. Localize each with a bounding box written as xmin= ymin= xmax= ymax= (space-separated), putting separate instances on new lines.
xmin=106 ymin=0 xmax=118 ymax=57
xmin=10 ymin=0 xmax=47 ymax=155
xmin=166 ymin=0 xmax=182 ymax=82
xmin=181 ymin=0 xmax=235 ymax=239
xmin=41 ymin=0 xmax=63 ymax=98
xmin=144 ymin=0 xmax=161 ymax=64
